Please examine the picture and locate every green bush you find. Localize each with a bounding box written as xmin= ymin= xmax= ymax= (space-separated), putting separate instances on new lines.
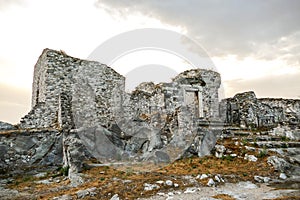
xmin=60 ymin=166 xmax=69 ymax=176
xmin=257 ymin=148 xmax=268 ymax=158
xmin=221 ymin=155 xmax=234 ymax=162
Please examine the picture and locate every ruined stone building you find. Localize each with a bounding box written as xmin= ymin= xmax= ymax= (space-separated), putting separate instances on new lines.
xmin=17 ymin=49 xmax=221 ymax=166
xmin=1 ymin=48 xmax=300 ymax=174
xmin=220 ymin=91 xmax=300 ymax=129
xmin=20 ymin=49 xmax=221 ymax=129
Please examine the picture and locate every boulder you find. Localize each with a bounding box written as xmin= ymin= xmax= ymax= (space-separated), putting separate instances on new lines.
xmin=267 ymin=156 xmax=291 ymax=172
xmin=215 ymin=144 xmax=226 ymax=158
xmin=244 ymin=154 xmax=258 ymax=162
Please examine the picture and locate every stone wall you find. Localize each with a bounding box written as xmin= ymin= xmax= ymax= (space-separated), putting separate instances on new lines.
xmin=220 ymin=91 xmax=300 ymax=129
xmin=172 ymin=69 xmax=221 ymax=121
xmin=104 ymin=69 xmax=221 ymax=160
xmin=20 ymin=49 xmax=125 ymax=129
xmin=260 ymin=98 xmax=300 ymax=126
xmin=20 ymin=49 xmax=221 ymax=130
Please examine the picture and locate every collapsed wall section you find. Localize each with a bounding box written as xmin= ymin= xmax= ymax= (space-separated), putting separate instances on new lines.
xmin=0 ymin=129 xmax=63 ymax=172
xmin=72 ymin=61 xmax=125 ymax=129
xmin=109 ymin=69 xmax=222 ymax=158
xmin=220 ymin=91 xmax=300 ymax=129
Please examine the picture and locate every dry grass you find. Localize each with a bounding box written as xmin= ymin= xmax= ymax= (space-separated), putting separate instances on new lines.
xmin=213 ymin=194 xmax=236 ymax=200
xmin=7 ymin=138 xmax=279 ymax=200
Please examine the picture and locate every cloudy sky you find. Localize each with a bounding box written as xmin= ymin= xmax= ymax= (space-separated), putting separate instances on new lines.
xmin=0 ymin=0 xmax=299 ymax=123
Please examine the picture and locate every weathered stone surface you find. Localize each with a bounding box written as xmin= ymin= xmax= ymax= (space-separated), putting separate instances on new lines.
xmin=267 ymin=156 xmax=291 ymax=172
xmin=0 ymin=121 xmax=16 ymax=130
xmin=75 ymin=187 xmax=96 ymax=199
xmin=207 ymin=178 xmax=215 ymax=187
xmin=52 ymin=194 xmax=72 ymax=200
xmin=220 ymin=91 xmax=300 ymax=129
xmin=110 ymin=194 xmax=120 ymax=200
xmin=254 ymin=176 xmax=271 ymax=183
xmin=197 ymin=129 xmax=218 ymax=157
xmin=0 ymin=187 xmax=19 ymax=200
xmin=0 ymin=129 xmax=63 ymax=172
xmin=20 ymin=49 xmax=124 ymax=129
xmin=244 ymin=154 xmax=258 ymax=162
xmin=144 ymin=183 xmax=160 ymax=191
xmin=214 ymin=144 xmax=226 ymax=158
xmin=279 ymin=173 xmax=287 ymax=180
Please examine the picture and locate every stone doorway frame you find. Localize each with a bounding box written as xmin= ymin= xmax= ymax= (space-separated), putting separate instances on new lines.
xmin=183 ymin=86 xmax=204 ymax=118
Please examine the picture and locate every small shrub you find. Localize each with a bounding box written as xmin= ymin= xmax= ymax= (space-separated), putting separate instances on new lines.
xmin=60 ymin=166 xmax=69 ymax=176
xmin=241 ymin=139 xmax=248 ymax=145
xmin=281 ymin=136 xmax=289 ymax=141
xmin=241 ymin=149 xmax=247 ymax=156
xmin=22 ymin=175 xmax=34 ymax=182
xmin=222 ymin=155 xmax=234 ymax=162
xmin=257 ymin=148 xmax=268 ymax=158
xmin=125 ymin=167 xmax=133 ymax=176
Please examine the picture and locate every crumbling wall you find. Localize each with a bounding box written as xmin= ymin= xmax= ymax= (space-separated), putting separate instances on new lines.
xmin=107 ymin=69 xmax=222 ymax=159
xmin=20 ymin=49 xmax=125 ymax=129
xmin=220 ymin=91 xmax=300 ymax=129
xmin=197 ymin=70 xmax=221 ymax=120
xmin=259 ymin=98 xmax=300 ymax=126
xmin=16 ymin=49 xmax=223 ymax=172
xmin=173 ymin=69 xmax=221 ymax=121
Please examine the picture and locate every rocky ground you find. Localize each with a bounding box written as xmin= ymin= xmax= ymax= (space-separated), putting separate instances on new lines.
xmin=1 ymin=129 xmax=300 ymax=200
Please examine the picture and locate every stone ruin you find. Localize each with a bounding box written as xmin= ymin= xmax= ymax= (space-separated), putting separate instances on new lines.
xmin=220 ymin=91 xmax=300 ymax=130
xmin=0 ymin=49 xmax=222 ymax=175
xmin=19 ymin=49 xmax=221 ymax=130
xmin=1 ymin=48 xmax=300 ymax=181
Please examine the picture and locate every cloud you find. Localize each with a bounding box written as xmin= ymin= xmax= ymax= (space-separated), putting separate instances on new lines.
xmin=96 ymin=0 xmax=300 ymax=64
xmin=125 ymin=64 xmax=177 ymax=91
xmin=0 ymin=0 xmax=25 ymax=10
xmin=0 ymin=83 xmax=30 ymax=123
xmin=224 ymin=72 xmax=300 ymax=99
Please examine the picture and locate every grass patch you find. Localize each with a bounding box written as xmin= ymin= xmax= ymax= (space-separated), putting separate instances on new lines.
xmin=222 ymin=155 xmax=235 ymax=162
xmin=257 ymin=148 xmax=268 ymax=158
xmin=241 ymin=138 xmax=248 ymax=145
xmin=59 ymin=166 xmax=69 ymax=176
xmin=213 ymin=194 xmax=236 ymax=200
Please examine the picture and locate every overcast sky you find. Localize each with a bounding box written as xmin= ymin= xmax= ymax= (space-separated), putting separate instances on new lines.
xmin=0 ymin=0 xmax=299 ymax=124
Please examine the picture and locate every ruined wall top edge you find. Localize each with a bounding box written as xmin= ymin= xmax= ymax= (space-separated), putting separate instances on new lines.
xmin=39 ymin=48 xmax=124 ymax=77
xmin=222 ymin=91 xmax=300 ymax=103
